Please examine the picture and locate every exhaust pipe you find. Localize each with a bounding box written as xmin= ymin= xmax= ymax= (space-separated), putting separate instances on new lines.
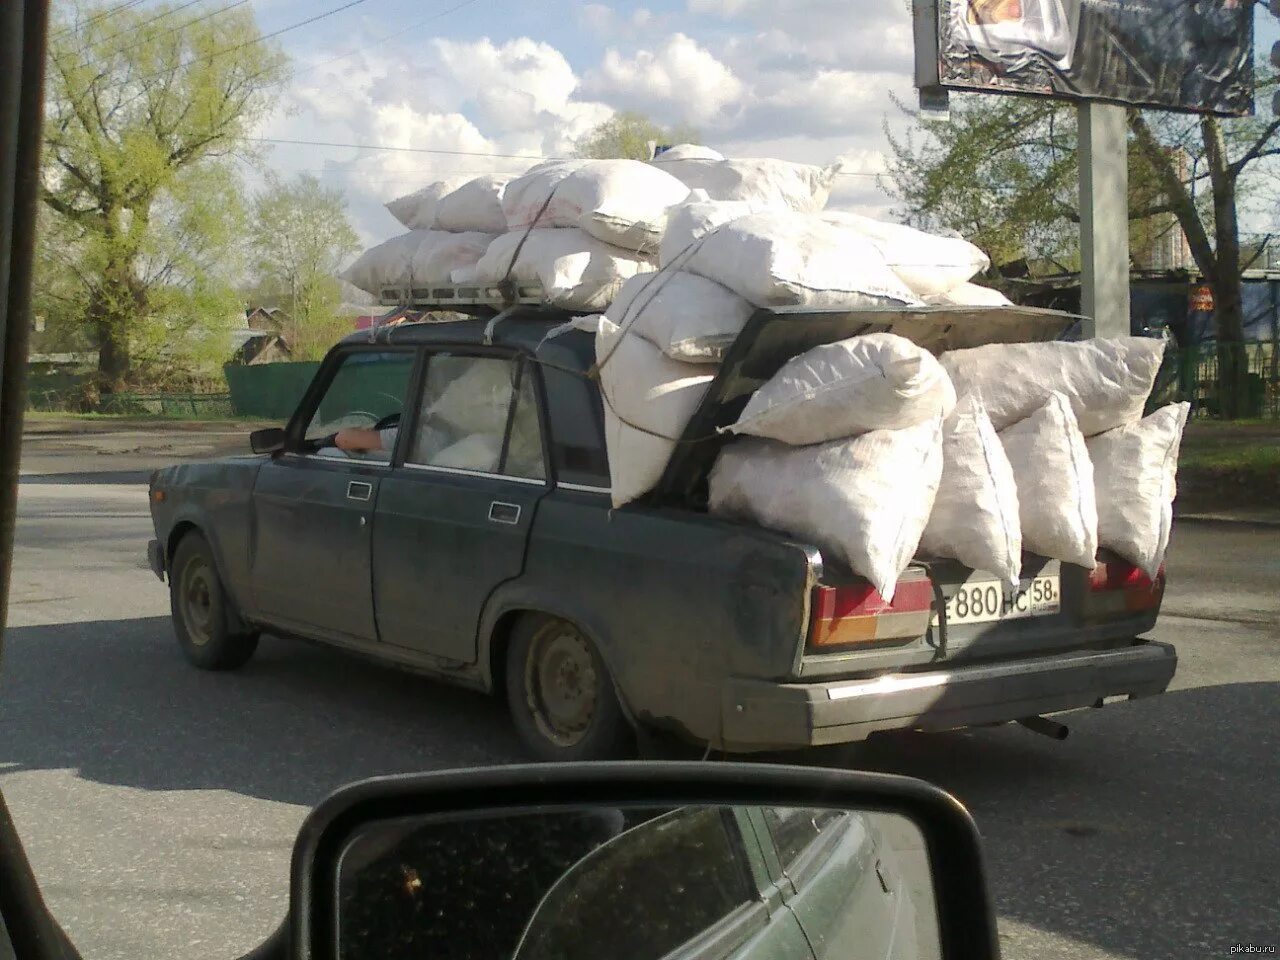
xmin=1017 ymin=715 xmax=1070 ymax=740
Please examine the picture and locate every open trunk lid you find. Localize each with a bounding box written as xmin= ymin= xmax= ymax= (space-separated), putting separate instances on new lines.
xmin=649 ymin=303 xmax=1082 ymax=509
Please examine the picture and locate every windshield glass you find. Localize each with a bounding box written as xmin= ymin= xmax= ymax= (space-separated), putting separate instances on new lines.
xmin=4 ymin=2 xmax=1278 ymax=960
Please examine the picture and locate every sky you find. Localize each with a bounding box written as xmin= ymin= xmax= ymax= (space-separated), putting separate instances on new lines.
xmin=62 ymin=1 xmax=1280 ymax=248
xmin=238 ymin=0 xmax=926 ymax=244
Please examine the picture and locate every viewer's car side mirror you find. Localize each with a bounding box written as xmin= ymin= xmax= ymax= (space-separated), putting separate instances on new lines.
xmin=250 ymin=427 xmax=286 ymax=454
xmin=279 ymin=762 xmax=999 ymax=960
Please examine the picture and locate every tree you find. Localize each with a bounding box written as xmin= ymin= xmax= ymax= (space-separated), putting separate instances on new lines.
xmin=41 ymin=2 xmax=288 ymax=391
xmin=574 ymin=111 xmax=702 ymax=160
xmin=887 ymin=74 xmax=1280 ymax=418
xmin=247 ymin=173 xmax=361 ymax=360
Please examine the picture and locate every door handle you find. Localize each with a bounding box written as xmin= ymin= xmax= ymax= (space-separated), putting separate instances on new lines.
xmin=347 ymin=481 xmax=373 ymax=502
xmin=488 ymin=501 xmax=521 ymax=525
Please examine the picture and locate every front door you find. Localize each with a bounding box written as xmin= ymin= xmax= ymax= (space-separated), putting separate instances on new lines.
xmin=251 ymin=348 xmax=417 ymax=641
xmin=373 ymin=352 xmax=548 ymax=663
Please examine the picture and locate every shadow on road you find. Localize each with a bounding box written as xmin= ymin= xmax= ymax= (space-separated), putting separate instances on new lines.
xmin=1 ymin=614 xmax=1276 ymax=958
xmin=0 ymin=616 xmax=524 ymax=806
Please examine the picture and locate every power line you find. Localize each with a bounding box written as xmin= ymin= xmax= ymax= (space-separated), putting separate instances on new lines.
xmin=51 ymin=0 xmax=149 ymax=41
xmin=72 ymin=0 xmax=251 ymax=70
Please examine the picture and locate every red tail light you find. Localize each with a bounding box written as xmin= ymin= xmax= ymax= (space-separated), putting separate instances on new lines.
xmin=807 ymin=578 xmax=933 ymax=650
xmin=1088 ymin=560 xmax=1165 ymax=613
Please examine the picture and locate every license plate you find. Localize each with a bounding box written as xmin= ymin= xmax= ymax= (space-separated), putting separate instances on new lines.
xmin=932 ymin=575 xmax=1060 ymax=626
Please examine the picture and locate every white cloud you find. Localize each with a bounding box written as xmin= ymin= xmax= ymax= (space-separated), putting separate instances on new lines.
xmin=584 ymin=33 xmax=744 ymax=126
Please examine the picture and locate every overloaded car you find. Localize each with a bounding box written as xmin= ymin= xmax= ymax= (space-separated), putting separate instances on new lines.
xmin=146 ymin=302 xmax=1177 ymax=760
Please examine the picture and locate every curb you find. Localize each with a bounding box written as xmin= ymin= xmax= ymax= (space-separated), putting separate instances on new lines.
xmin=1174 ymin=513 xmax=1280 ymax=529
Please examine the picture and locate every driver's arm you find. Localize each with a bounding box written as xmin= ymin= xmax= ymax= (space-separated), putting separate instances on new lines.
xmin=334 ymin=428 xmax=385 ymax=453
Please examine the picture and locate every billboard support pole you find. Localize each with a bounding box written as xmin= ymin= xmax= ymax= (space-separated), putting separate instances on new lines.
xmin=1078 ymin=102 xmax=1130 ymax=339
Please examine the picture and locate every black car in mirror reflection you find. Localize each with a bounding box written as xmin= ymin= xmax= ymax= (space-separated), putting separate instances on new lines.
xmin=337 ymin=804 xmax=927 ymax=960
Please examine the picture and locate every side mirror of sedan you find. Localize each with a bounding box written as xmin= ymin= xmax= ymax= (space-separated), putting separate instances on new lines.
xmin=250 ymin=427 xmax=286 ymax=454
xmin=278 ymin=762 xmax=999 ymax=960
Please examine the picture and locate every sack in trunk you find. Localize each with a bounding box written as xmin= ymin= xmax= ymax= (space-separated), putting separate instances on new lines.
xmin=920 ymin=394 xmax=1022 ymax=586
xmin=941 ymin=337 xmax=1166 ymax=436
xmin=709 ymin=420 xmax=944 ymax=601
xmin=729 ymin=332 xmax=955 ymax=444
xmin=1087 ymin=402 xmax=1190 ymax=577
xmin=999 ymin=393 xmax=1098 ymax=569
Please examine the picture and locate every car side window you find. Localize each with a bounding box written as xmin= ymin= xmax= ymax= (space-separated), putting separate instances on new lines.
xmin=408 ymin=354 xmax=545 ymax=480
xmin=760 ymin=807 xmax=845 ymax=872
xmin=304 ymin=350 xmax=416 ymax=462
xmin=513 ymin=807 xmax=756 ymax=960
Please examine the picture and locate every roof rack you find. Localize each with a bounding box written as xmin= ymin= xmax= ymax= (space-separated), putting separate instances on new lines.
xmin=377 ymin=282 xmax=549 ymax=308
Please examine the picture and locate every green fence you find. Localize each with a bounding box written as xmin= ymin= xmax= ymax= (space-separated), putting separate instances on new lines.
xmin=223 ymin=362 xmax=321 ymax=421
xmin=1151 ymin=341 xmax=1278 ymax=419
xmin=27 ymin=388 xmax=234 ymax=418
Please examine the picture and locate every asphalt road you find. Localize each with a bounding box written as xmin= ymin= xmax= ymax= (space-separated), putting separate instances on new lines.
xmin=2 ymin=429 xmax=1277 ymax=960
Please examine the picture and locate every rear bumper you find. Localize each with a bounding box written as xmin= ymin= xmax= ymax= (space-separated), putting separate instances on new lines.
xmin=720 ymin=641 xmax=1177 ymax=751
xmin=147 ymin=539 xmax=165 ymax=581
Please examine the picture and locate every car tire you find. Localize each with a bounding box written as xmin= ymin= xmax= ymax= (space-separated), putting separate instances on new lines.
xmin=169 ymin=532 xmax=259 ymax=671
xmin=505 ymin=615 xmax=634 ymax=761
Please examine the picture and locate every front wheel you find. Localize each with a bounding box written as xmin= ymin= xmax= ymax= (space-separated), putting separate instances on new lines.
xmin=505 ymin=616 xmax=634 ymax=761
xmin=169 ymin=533 xmax=259 ymax=671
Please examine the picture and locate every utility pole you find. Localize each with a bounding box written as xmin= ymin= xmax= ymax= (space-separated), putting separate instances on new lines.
xmin=1077 ymin=102 xmax=1130 ymax=339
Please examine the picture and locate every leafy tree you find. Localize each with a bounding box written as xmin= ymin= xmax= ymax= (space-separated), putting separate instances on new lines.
xmin=41 ymin=1 xmax=288 ymax=392
xmin=574 ymin=111 xmax=702 ymax=160
xmin=247 ymin=173 xmax=361 ymax=360
xmin=886 ymin=73 xmax=1280 ymax=418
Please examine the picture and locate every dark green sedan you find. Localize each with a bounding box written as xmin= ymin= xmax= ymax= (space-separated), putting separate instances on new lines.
xmin=148 ymin=305 xmax=1177 ymax=760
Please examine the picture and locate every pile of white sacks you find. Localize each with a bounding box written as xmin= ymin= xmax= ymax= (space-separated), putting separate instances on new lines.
xmin=341 ymin=146 xmax=1005 ymax=311
xmin=346 ymin=148 xmax=1187 ymax=600
xmin=708 ymin=336 xmax=1185 ymax=600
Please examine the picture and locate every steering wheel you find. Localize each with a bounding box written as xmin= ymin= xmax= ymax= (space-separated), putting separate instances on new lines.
xmin=373 ymin=412 xmax=401 ymax=431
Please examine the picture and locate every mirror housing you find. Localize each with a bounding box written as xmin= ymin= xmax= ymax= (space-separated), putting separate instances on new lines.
xmin=250 ymin=427 xmax=286 ymax=455
xmin=288 ymin=762 xmax=999 ymax=960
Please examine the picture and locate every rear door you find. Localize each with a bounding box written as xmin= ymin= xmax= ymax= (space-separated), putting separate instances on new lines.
xmin=251 ymin=348 xmax=417 ymax=641
xmin=372 ymin=350 xmax=549 ymax=663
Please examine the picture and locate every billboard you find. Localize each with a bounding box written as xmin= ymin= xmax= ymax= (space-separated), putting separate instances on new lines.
xmin=916 ymin=0 xmax=1255 ymax=116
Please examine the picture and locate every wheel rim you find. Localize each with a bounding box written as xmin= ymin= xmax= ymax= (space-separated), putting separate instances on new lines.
xmin=524 ymin=624 xmax=598 ymax=749
xmin=180 ymin=557 xmax=216 ymax=647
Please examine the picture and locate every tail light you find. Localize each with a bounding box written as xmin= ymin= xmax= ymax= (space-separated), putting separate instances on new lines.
xmin=807 ymin=577 xmax=933 ymax=651
xmin=1087 ymin=560 xmax=1165 ymax=614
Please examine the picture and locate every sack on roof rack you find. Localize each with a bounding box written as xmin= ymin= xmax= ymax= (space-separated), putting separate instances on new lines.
xmin=648 ymin=157 xmax=841 ymax=213
xmin=385 ymin=177 xmax=470 ymax=230
xmin=340 ymin=230 xmax=495 ymax=296
xmin=502 ymin=159 xmax=691 ymax=253
xmin=469 ymin=228 xmax=654 ymax=311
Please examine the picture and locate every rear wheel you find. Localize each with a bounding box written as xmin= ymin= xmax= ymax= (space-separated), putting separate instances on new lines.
xmin=169 ymin=533 xmax=259 ymax=671
xmin=505 ymin=616 xmax=634 ymax=761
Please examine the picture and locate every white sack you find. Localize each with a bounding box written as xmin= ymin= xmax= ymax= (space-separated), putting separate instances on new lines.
xmin=999 ymin=393 xmax=1098 ymax=569
xmin=821 ymin=212 xmax=989 ymax=298
xmin=433 ymin=174 xmax=510 ymax=233
xmin=1087 ymin=402 xmax=1190 ymax=577
xmin=709 ymin=421 xmax=944 ymax=601
xmin=941 ymin=337 xmax=1166 ymax=436
xmin=606 ymin=271 xmax=753 ymax=363
xmin=596 ymin=318 xmax=716 ymax=507
xmin=470 ymin=228 xmax=653 ymax=311
xmin=431 ymin=433 xmax=502 ymax=472
xmin=649 ymin=157 xmax=841 ymax=213
xmin=427 ymin=360 xmax=514 ymax=436
xmin=925 ymin=282 xmax=1012 ymax=307
xmin=502 ymin=159 xmax=691 ymax=252
xmin=655 ymin=143 xmax=724 ymax=161
xmin=682 ymin=211 xmax=919 ymax=310
xmin=384 ymin=177 xmax=469 ymax=229
xmin=920 ymin=394 xmax=1022 ymax=586
xmin=659 ymin=199 xmax=758 ymax=268
xmin=730 ymin=332 xmax=955 ymax=444
xmin=340 ymin=231 xmax=494 ymax=295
